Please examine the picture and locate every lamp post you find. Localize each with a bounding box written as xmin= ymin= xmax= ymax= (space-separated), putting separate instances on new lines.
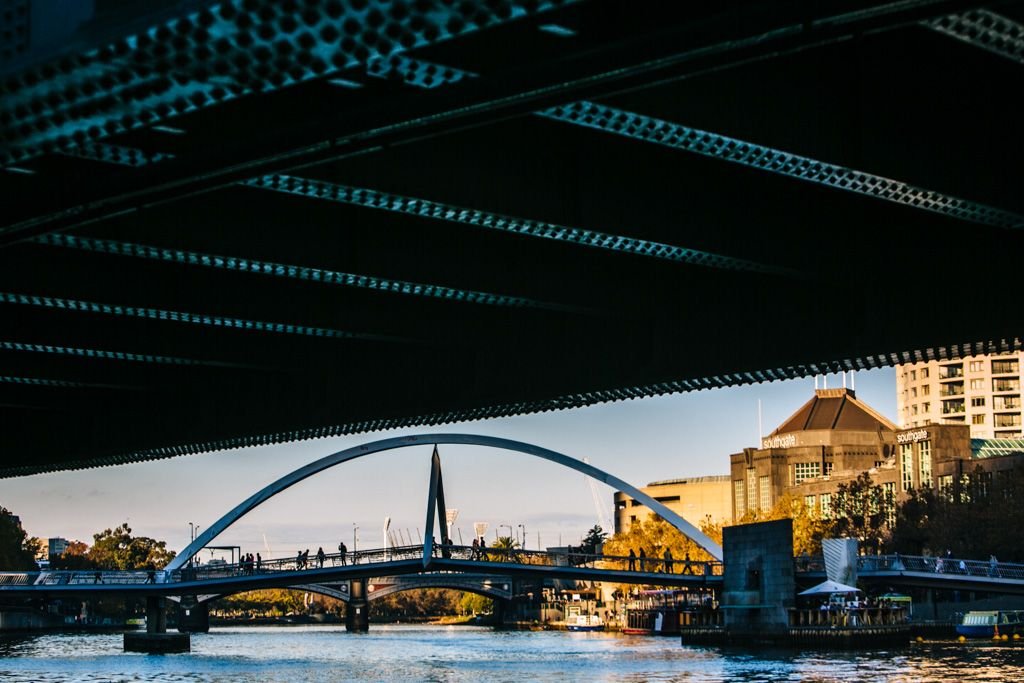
xmin=188 ymin=522 xmax=195 ymax=567
xmin=518 ymin=524 xmax=525 ymax=550
xmin=353 ymin=524 xmax=359 ymax=553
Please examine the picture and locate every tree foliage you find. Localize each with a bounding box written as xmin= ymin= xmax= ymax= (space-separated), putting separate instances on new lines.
xmin=891 ymin=466 xmax=1024 ymax=561
xmin=581 ymin=525 xmax=608 ymax=554
xmin=828 ymin=472 xmax=893 ymax=554
xmin=86 ymin=523 xmax=176 ymax=570
xmin=0 ymin=505 xmax=39 ymax=570
xmin=50 ymin=539 xmax=94 ymax=570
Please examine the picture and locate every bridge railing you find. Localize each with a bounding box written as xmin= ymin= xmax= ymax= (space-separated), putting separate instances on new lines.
xmin=857 ymin=554 xmax=1024 ymax=580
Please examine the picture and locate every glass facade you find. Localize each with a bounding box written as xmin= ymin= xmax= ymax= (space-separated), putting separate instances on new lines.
xmin=900 ymin=443 xmax=914 ymax=490
xmin=919 ymin=440 xmax=931 ymax=486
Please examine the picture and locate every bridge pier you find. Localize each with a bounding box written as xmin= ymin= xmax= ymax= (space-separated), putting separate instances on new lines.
xmin=124 ymin=597 xmax=190 ymax=653
xmin=177 ymin=596 xmax=210 ymax=633
xmin=346 ymin=579 xmax=369 ymax=632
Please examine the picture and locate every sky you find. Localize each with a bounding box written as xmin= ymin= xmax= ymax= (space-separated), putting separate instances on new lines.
xmin=0 ymin=369 xmax=896 ymax=563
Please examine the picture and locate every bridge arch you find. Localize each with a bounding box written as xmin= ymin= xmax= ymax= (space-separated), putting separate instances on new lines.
xmin=166 ymin=433 xmax=723 ymax=573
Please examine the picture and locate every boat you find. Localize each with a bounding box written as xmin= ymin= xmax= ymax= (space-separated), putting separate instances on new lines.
xmin=566 ymin=614 xmax=605 ymax=632
xmin=956 ymin=610 xmax=1024 ymax=638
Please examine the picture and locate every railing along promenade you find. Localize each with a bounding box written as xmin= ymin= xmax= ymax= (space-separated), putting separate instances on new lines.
xmin=797 ymin=553 xmax=1024 ymax=580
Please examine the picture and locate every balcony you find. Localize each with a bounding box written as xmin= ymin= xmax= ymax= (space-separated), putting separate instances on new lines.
xmin=994 ymin=379 xmax=1021 ymax=393
xmin=939 ymin=366 xmax=964 ymax=380
xmin=941 ymin=400 xmax=966 ymax=415
xmin=939 ymin=384 xmax=964 ymax=397
xmin=994 ymin=397 xmax=1022 ymax=411
xmin=995 ymin=415 xmax=1023 ymax=428
xmin=992 ymin=360 xmax=1020 ymax=375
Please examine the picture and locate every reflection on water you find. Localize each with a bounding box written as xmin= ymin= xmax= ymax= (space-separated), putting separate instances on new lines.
xmin=1 ymin=625 xmax=1024 ymax=682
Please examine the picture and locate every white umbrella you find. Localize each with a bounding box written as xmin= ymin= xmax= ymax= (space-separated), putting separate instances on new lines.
xmin=798 ymin=579 xmax=862 ymax=596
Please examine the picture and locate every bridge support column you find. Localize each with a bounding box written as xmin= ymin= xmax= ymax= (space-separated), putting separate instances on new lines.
xmin=177 ymin=596 xmax=210 ymax=633
xmin=346 ymin=579 xmax=369 ymax=632
xmin=124 ymin=597 xmax=190 ymax=653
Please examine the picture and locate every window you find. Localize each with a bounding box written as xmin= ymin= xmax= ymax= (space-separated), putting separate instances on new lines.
xmin=901 ymin=443 xmax=914 ymax=491
xmin=970 ymin=360 xmax=984 ymax=372
xmin=973 ymin=414 xmax=986 ymax=424
xmin=820 ymin=493 xmax=832 ymax=519
xmin=759 ymin=475 xmax=771 ymax=511
xmin=938 ymin=475 xmax=953 ymax=497
xmin=911 ymin=387 xmax=918 ymax=398
xmin=970 ymin=379 xmax=985 ymax=390
xmin=912 ymin=404 xmax=918 ymax=415
xmin=804 ymin=495 xmax=816 ymax=511
xmin=993 ymin=360 xmax=1019 ymax=375
xmin=922 ymin=385 xmax=930 ymax=396
xmin=824 ymin=462 xmax=834 ymax=477
xmin=910 ymin=370 xmax=917 ymax=381
xmin=995 ymin=396 xmax=1021 ymax=411
xmin=972 ymin=397 xmax=986 ymax=408
xmin=883 ymin=482 xmax=897 ymax=526
xmin=747 ymin=469 xmax=757 ymax=511
xmin=734 ymin=480 xmax=745 ymax=519
xmin=922 ymin=402 xmax=930 ymax=413
xmin=874 ymin=461 xmax=885 ymax=468
xmin=919 ymin=440 xmax=931 ymax=486
xmin=942 ymin=398 xmax=965 ymax=415
xmin=994 ymin=378 xmax=1021 ymax=392
xmin=793 ymin=462 xmax=821 ymax=484
xmin=921 ymin=368 xmax=929 ymax=379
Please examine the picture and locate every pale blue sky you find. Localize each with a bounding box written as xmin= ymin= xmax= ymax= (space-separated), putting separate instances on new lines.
xmin=0 ymin=370 xmax=895 ymax=562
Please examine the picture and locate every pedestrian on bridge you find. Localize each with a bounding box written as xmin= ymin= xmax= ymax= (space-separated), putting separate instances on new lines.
xmin=256 ymin=553 xmax=262 ymax=572
xmin=627 ymin=549 xmax=636 ymax=571
xmin=663 ymin=547 xmax=674 ymax=574
xmin=338 ymin=541 xmax=347 ymax=565
xmin=990 ymin=555 xmax=999 ymax=578
xmin=471 ymin=538 xmax=480 ymax=560
xmin=316 ymin=547 xmax=326 ymax=568
xmin=682 ymin=552 xmax=692 ymax=575
xmin=296 ymin=550 xmax=304 ymax=570
xmin=639 ymin=547 xmax=647 ymax=572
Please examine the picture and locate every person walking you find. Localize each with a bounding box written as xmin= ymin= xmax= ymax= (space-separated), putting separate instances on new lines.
xmin=627 ymin=548 xmax=637 ymax=571
xmin=316 ymin=547 xmax=325 ymax=569
xmin=638 ymin=547 xmax=647 ymax=573
xmin=256 ymin=552 xmax=262 ymax=572
xmin=296 ymin=550 xmax=303 ymax=570
xmin=990 ymin=554 xmax=999 ymax=578
xmin=471 ymin=537 xmax=480 ymax=560
xmin=338 ymin=540 xmax=347 ymax=566
xmin=663 ymin=547 xmax=674 ymax=574
xmin=682 ymin=551 xmax=692 ymax=575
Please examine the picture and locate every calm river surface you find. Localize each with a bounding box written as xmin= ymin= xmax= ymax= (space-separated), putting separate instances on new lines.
xmin=2 ymin=625 xmax=1024 ymax=682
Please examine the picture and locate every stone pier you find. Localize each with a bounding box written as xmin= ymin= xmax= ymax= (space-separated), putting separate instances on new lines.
xmin=345 ymin=578 xmax=369 ymax=632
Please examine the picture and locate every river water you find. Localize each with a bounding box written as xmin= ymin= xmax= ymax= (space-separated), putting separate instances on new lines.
xmin=2 ymin=625 xmax=1024 ymax=682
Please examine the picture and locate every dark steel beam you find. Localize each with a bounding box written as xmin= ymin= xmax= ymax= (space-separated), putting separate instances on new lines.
xmin=244 ymin=174 xmax=794 ymax=276
xmin=925 ymin=9 xmax=1024 ymax=63
xmin=0 ymin=0 xmax=985 ymax=244
xmin=538 ymin=101 xmax=1024 ymax=230
xmin=31 ymin=232 xmax=588 ymax=314
xmin=0 ymin=291 xmax=420 ymax=346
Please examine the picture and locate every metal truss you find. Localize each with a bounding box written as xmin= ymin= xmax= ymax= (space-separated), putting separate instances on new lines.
xmin=32 ymin=232 xmax=581 ymax=313
xmin=245 ymin=174 xmax=795 ymax=276
xmin=0 ymin=340 xmax=254 ymax=369
xmin=539 ymin=101 xmax=1024 ymax=230
xmin=0 ymin=0 xmax=576 ymax=165
xmin=0 ymin=291 xmax=416 ymax=345
xmin=56 ymin=141 xmax=173 ymax=167
xmin=925 ymin=10 xmax=1024 ymax=64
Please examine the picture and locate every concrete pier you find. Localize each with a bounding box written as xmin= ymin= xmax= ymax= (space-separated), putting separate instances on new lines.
xmin=346 ymin=579 xmax=369 ymax=632
xmin=124 ymin=597 xmax=190 ymax=653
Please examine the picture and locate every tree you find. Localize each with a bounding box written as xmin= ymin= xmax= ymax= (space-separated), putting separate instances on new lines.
xmin=581 ymin=525 xmax=608 ymax=554
xmin=733 ymin=495 xmax=833 ymax=556
xmin=51 ymin=539 xmax=95 ymax=570
xmin=829 ymin=473 xmax=893 ymax=554
xmin=0 ymin=505 xmax=38 ymax=570
xmin=86 ymin=523 xmax=176 ymax=570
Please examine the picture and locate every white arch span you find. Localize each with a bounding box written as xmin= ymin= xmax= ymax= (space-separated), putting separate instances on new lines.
xmin=165 ymin=433 xmax=723 ymax=573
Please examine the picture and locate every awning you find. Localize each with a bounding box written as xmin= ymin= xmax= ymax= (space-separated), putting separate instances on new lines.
xmin=798 ymin=579 xmax=862 ymax=596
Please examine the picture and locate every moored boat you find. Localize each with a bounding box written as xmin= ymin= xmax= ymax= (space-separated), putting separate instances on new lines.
xmin=565 ymin=614 xmax=605 ymax=632
xmin=956 ymin=610 xmax=1024 ymax=638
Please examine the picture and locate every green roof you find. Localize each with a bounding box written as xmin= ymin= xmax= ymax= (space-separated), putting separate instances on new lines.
xmin=971 ymin=438 xmax=1024 ymax=459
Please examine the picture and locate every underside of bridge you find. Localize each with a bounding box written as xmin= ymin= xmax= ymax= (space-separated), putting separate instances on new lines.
xmin=1 ymin=0 xmax=1023 ymax=477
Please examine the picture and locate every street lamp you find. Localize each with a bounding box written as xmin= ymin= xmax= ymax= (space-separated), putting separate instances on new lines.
xmin=353 ymin=524 xmax=359 ymax=552
xmin=518 ymin=524 xmax=526 ymax=549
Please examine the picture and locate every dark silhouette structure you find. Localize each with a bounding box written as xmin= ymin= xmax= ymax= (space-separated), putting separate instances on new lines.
xmin=1 ymin=1 xmax=1022 ymax=477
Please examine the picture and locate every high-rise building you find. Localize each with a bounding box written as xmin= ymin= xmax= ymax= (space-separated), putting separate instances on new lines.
xmin=47 ymin=537 xmax=69 ymax=560
xmin=896 ymin=352 xmax=1023 ymax=439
